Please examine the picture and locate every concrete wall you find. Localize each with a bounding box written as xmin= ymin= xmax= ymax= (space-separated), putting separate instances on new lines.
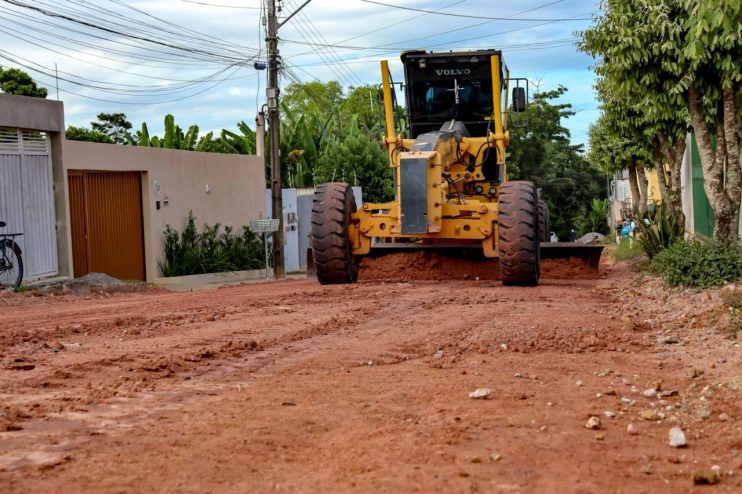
xmin=62 ymin=141 xmax=265 ymax=281
xmin=0 ymin=94 xmax=64 ymax=132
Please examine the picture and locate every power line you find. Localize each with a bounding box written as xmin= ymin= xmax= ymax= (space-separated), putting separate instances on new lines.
xmin=0 ymin=0 xmax=257 ymax=61
xmin=0 ymin=49 xmax=248 ymax=104
xmin=180 ymin=0 xmax=262 ymax=8
xmin=285 ymin=0 xmax=364 ymax=86
xmin=287 ymin=38 xmax=580 ymax=68
xmin=360 ymin=0 xmax=592 ymax=21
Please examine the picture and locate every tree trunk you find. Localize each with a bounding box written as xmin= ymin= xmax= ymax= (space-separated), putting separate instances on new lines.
xmin=653 ymin=138 xmax=669 ymax=204
xmin=636 ymin=165 xmax=649 ymax=215
xmin=627 ymin=163 xmax=641 ymax=215
xmin=721 ymin=86 xmax=741 ymax=239
xmin=658 ymin=131 xmax=687 ymax=227
xmin=688 ymin=84 xmax=740 ymax=241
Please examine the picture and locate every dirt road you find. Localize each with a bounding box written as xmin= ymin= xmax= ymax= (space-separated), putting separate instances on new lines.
xmin=1 ymin=259 xmax=740 ymax=493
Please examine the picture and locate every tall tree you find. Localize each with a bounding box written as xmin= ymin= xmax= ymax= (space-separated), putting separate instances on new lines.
xmin=313 ymin=117 xmax=393 ymax=203
xmin=580 ymin=0 xmax=741 ymax=240
xmin=0 ymin=67 xmax=48 ymax=98
xmin=508 ymin=86 xmax=607 ymax=238
xmin=91 ymin=113 xmax=133 ymax=145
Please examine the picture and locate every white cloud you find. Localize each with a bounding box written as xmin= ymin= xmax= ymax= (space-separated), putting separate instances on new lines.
xmin=1 ymin=0 xmax=602 ymax=142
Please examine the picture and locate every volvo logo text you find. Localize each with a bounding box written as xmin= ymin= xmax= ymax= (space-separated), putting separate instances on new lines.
xmin=435 ymin=68 xmax=471 ymax=76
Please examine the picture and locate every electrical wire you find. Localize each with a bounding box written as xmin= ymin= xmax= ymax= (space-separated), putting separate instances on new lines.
xmin=282 ymin=0 xmax=362 ymax=87
xmin=180 ymin=0 xmax=261 ymax=9
xmin=360 ymin=0 xmax=592 ymax=21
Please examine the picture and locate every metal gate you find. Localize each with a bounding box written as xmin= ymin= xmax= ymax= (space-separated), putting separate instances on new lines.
xmin=0 ymin=127 xmax=58 ymax=279
xmin=68 ymin=171 xmax=146 ymax=281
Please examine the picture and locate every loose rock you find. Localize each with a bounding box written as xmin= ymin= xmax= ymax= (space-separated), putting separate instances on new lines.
xmin=585 ymin=416 xmax=601 ymax=430
xmin=668 ymin=427 xmax=687 ymax=448
xmin=692 ymin=470 xmax=720 ymax=485
xmin=469 ymin=388 xmax=492 ymax=399
xmin=640 ymin=409 xmax=661 ymax=421
xmin=627 ymin=423 xmax=639 ymax=435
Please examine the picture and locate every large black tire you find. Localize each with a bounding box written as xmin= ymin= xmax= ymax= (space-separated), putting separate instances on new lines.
xmin=498 ymin=181 xmax=540 ymax=286
xmin=310 ymin=183 xmax=358 ymax=285
xmin=0 ymin=240 xmax=23 ymax=289
xmin=537 ymin=200 xmax=550 ymax=243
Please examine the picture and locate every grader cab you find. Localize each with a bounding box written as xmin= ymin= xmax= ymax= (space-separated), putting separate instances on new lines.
xmin=310 ymin=49 xmax=546 ymax=286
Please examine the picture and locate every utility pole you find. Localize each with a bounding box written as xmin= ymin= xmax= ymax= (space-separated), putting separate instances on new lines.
xmin=266 ymin=0 xmax=284 ymax=279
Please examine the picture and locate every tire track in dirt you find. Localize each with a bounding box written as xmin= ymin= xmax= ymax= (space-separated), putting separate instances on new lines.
xmin=2 ymin=263 xmax=741 ymax=493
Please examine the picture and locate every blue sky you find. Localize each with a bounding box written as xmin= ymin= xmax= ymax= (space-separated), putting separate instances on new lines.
xmin=0 ymin=0 xmax=601 ymax=146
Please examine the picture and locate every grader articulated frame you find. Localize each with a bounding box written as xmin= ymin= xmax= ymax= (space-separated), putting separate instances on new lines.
xmin=309 ymin=49 xmax=597 ymax=286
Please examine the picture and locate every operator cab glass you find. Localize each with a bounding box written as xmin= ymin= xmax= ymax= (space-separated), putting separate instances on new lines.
xmin=401 ymin=49 xmax=503 ymax=138
xmin=412 ymin=81 xmax=493 ymax=124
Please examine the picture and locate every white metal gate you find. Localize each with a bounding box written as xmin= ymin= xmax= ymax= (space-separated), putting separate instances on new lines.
xmin=0 ymin=127 xmax=58 ymax=279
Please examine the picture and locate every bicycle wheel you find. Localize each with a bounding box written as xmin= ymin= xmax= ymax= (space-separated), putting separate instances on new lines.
xmin=0 ymin=240 xmax=23 ymax=288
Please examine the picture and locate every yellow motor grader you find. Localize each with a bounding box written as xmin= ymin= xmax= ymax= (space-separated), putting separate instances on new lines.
xmin=310 ymin=49 xmax=549 ymax=286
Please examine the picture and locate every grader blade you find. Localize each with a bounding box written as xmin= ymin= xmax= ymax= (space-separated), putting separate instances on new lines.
xmin=539 ymin=243 xmax=604 ymax=271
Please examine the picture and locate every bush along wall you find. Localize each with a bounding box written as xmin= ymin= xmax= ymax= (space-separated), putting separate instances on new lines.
xmin=651 ymin=239 xmax=742 ymax=288
xmin=159 ymin=212 xmax=265 ymax=277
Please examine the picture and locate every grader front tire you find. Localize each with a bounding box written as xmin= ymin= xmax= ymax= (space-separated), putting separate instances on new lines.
xmin=310 ymin=183 xmax=359 ymax=285
xmin=498 ymin=181 xmax=540 ymax=286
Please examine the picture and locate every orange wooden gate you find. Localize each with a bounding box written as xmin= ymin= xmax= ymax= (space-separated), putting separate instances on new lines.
xmin=68 ymin=171 xmax=146 ymax=281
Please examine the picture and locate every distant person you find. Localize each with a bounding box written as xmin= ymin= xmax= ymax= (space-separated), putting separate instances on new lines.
xmin=569 ymin=229 xmax=576 ymax=242
xmin=621 ymin=220 xmax=631 ymax=239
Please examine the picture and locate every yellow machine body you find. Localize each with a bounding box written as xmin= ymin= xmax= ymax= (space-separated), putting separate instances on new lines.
xmin=348 ymin=52 xmax=513 ymax=259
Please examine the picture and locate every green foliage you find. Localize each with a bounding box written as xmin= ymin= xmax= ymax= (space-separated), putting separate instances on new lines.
xmin=159 ymin=212 xmax=265 ymax=277
xmin=91 ymin=113 xmax=133 ymax=144
xmin=581 ymin=198 xmax=611 ymax=234
xmin=277 ymin=80 xmax=396 ymax=198
xmin=652 ymin=239 xmax=742 ymax=288
xmin=65 ymin=125 xmax=114 ymax=143
xmin=314 ymin=118 xmax=393 ymax=203
xmin=579 ymin=0 xmax=741 ymax=242
xmin=635 ymin=202 xmax=685 ymax=259
xmin=613 ymin=238 xmax=645 ymax=261
xmin=508 ymin=86 xmax=607 ymax=239
xmin=0 ymin=67 xmax=47 ymax=98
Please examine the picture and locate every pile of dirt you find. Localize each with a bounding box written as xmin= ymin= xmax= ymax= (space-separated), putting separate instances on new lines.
xmin=29 ymin=272 xmax=160 ymax=296
xmin=359 ymin=251 xmax=602 ymax=281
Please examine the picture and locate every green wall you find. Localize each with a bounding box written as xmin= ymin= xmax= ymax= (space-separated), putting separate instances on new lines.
xmin=690 ymin=134 xmax=715 ymax=237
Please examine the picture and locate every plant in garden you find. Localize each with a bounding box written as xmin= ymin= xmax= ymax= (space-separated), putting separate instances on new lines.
xmin=159 ymin=212 xmax=264 ymax=277
xmin=651 ymin=239 xmax=742 ymax=288
xmin=635 ymin=202 xmax=685 ymax=259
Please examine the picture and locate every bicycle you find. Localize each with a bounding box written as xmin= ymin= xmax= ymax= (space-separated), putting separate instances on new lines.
xmin=0 ymin=221 xmax=23 ymax=289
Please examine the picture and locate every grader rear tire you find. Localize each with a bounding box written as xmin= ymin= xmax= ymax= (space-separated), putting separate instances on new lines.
xmin=310 ymin=183 xmax=358 ymax=285
xmin=498 ymin=181 xmax=540 ymax=286
xmin=538 ymin=200 xmax=550 ymax=243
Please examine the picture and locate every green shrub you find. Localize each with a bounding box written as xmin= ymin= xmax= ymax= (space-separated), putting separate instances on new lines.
xmin=635 ymin=202 xmax=684 ymax=259
xmin=651 ymin=239 xmax=742 ymax=288
xmin=159 ymin=212 xmax=265 ymax=277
